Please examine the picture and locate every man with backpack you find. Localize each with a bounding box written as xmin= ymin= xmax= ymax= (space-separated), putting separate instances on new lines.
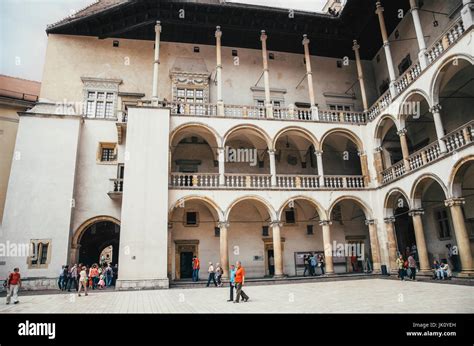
xmin=5 ymin=267 xmax=22 ymax=304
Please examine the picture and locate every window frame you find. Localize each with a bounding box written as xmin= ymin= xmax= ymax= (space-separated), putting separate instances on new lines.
xmin=184 ymin=210 xmax=199 ymax=227
xmin=434 ymin=207 xmax=452 ymax=240
xmin=97 ymin=142 xmax=118 ymax=164
xmin=28 ymin=239 xmax=52 ymax=269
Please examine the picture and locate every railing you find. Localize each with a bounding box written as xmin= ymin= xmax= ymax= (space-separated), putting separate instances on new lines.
xmin=225 ymin=173 xmax=272 ymax=188
xmin=381 ymin=120 xmax=474 ymax=184
xmin=170 ymin=173 xmax=219 ymax=188
xmin=426 ymin=18 xmax=465 ymax=65
xmin=366 ymin=90 xmax=392 ymax=121
xmin=224 ymin=104 xmax=266 ymax=118
xmin=110 ymin=178 xmax=123 ymax=193
xmin=394 ymin=62 xmax=422 ymax=94
xmin=276 ymin=174 xmax=320 ymax=188
xmin=170 ymin=102 xmax=217 ymax=117
xmin=323 ymin=175 xmax=365 ymax=189
xmin=319 ymin=110 xmax=366 ymax=124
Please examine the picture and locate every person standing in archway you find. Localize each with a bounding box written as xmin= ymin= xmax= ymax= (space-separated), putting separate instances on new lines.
xmin=78 ymin=266 xmax=88 ymax=297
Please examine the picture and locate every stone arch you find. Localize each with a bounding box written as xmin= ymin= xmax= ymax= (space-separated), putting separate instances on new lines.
xmin=72 ymin=215 xmax=121 ymax=249
xmin=225 ymin=195 xmax=276 ymax=221
xmin=374 ymin=114 xmax=399 ymax=147
xmin=398 ymin=89 xmax=431 ymax=126
xmin=319 ymin=128 xmax=364 ymax=152
xmin=384 ymin=187 xmax=411 ymax=218
xmin=328 ymin=195 xmax=373 ymax=220
xmin=168 ymin=195 xmax=224 ymax=221
xmin=431 ymin=54 xmax=474 ymax=105
xmin=449 ymin=154 xmax=474 ymax=198
xmin=277 ymin=195 xmax=327 ymax=221
xmin=410 ymin=173 xmax=448 ymax=208
xmin=223 ymin=123 xmax=272 ymax=149
xmin=272 ymin=126 xmax=320 ymax=152
xmin=170 ymin=122 xmax=221 ymax=159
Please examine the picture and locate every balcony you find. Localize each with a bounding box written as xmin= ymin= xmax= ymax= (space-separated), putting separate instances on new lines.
xmin=107 ymin=178 xmax=123 ymax=200
xmin=169 ymin=173 xmax=366 ymax=190
xmin=381 ymin=120 xmax=474 ymax=185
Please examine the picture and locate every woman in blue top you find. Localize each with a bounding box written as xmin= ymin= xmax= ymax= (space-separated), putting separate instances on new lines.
xmin=227 ymin=265 xmax=236 ymax=302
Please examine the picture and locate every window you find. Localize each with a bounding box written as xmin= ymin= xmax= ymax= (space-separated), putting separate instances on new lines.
xmin=214 ymin=227 xmax=220 ymax=237
xmin=435 ymin=209 xmax=451 ymax=239
xmin=398 ymin=54 xmax=412 ymax=75
xmin=232 ymin=49 xmax=238 ymax=57
xmin=306 ymin=225 xmax=314 ymax=235
xmin=185 ymin=211 xmax=199 ymax=226
xmin=85 ymin=91 xmax=116 ymax=119
xmin=262 ymin=226 xmax=269 ymax=237
xmin=285 ymin=210 xmax=296 ymax=224
xmin=29 ymin=240 xmax=51 ymax=268
xmin=328 ymin=104 xmax=352 ymax=111
xmin=97 ymin=142 xmax=117 ymax=163
xmin=176 ymin=87 xmax=205 ymax=115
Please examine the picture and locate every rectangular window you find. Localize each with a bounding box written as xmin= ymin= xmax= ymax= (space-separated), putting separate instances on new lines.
xmin=29 ymin=240 xmax=51 ymax=268
xmin=435 ymin=209 xmax=451 ymax=239
xmin=101 ymin=148 xmax=115 ymax=162
xmin=328 ymin=104 xmax=352 ymax=111
xmin=185 ymin=211 xmax=198 ymax=226
xmin=85 ymin=90 xmax=117 ymax=118
xmin=285 ymin=210 xmax=296 ymax=224
xmin=97 ymin=143 xmax=117 ymax=163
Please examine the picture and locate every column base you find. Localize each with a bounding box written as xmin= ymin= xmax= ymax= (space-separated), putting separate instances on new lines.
xmin=115 ymin=278 xmax=169 ymax=290
xmin=273 ymin=274 xmax=285 ymax=279
xmin=455 ymin=271 xmax=474 ymax=278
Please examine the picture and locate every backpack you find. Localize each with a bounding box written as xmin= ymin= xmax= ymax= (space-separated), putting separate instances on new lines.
xmin=310 ymin=257 xmax=317 ymax=266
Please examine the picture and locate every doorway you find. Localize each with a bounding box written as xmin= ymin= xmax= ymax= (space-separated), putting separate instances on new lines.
xmin=267 ymin=249 xmax=275 ymax=276
xmin=180 ymin=251 xmax=194 ymax=279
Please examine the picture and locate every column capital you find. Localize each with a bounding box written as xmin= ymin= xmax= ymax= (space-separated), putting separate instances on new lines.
xmin=444 ymin=197 xmax=465 ymax=207
xmin=397 ymin=128 xmax=408 ymax=136
xmin=375 ymin=1 xmax=384 ymax=14
xmin=374 ymin=146 xmax=383 ymax=153
xmin=217 ymin=146 xmax=225 ymax=154
xmin=352 ymin=39 xmax=360 ymax=51
xmin=268 ymin=148 xmax=276 ymax=155
xmin=319 ymin=220 xmax=332 ymax=226
xmin=218 ymin=220 xmax=230 ymax=229
xmin=408 ymin=208 xmax=424 ymax=217
xmin=409 ymin=0 xmax=418 ymax=10
xmin=430 ymin=103 xmax=442 ymax=113
xmin=155 ymin=21 xmax=162 ymax=33
xmin=314 ymin=150 xmax=323 ymax=156
xmin=269 ymin=220 xmax=283 ymax=228
xmin=365 ymin=219 xmax=376 ymax=226
xmin=358 ymin=150 xmax=367 ymax=157
xmin=215 ymin=25 xmax=222 ymax=38
xmin=384 ymin=216 xmax=396 ymax=224
xmin=260 ymin=30 xmax=267 ymax=41
xmin=302 ymin=34 xmax=310 ymax=46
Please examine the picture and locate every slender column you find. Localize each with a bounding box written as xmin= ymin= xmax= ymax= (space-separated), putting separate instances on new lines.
xmin=352 ymin=40 xmax=369 ymax=111
xmin=375 ymin=2 xmax=397 ymax=98
xmin=302 ymin=34 xmax=319 ymax=120
xmin=319 ymin=220 xmax=334 ymax=274
xmin=430 ymin=104 xmax=448 ymax=153
xmin=445 ymin=198 xmax=474 ymax=275
xmin=408 ymin=209 xmax=430 ymax=271
xmin=260 ymin=30 xmax=273 ymax=118
xmin=365 ymin=219 xmax=381 ymax=273
xmin=152 ymin=21 xmax=162 ymax=105
xmin=167 ymin=223 xmax=173 ymax=279
xmin=218 ymin=221 xmax=230 ymax=278
xmin=461 ymin=0 xmax=474 ymax=30
xmin=268 ymin=149 xmax=277 ymax=187
xmin=397 ymin=128 xmax=411 ymax=171
xmin=384 ymin=217 xmax=398 ymax=272
xmin=409 ymin=0 xmax=429 ymax=69
xmin=315 ymin=150 xmax=324 ymax=176
xmin=358 ymin=150 xmax=370 ymax=186
xmin=270 ymin=221 xmax=284 ymax=277
xmin=218 ymin=147 xmax=225 ymax=186
xmin=373 ymin=146 xmax=384 ymax=184
xmin=215 ymin=26 xmax=224 ymax=116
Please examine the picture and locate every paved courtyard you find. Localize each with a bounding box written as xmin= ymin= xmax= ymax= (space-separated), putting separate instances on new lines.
xmin=1 ymin=279 xmax=473 ymax=313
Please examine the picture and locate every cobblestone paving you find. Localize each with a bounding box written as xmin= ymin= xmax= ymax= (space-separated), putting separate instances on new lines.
xmin=1 ymin=279 xmax=473 ymax=313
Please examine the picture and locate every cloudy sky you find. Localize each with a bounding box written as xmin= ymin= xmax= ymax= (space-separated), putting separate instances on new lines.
xmin=0 ymin=0 xmax=328 ymax=82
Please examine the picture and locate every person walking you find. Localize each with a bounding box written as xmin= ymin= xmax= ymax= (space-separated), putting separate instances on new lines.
xmin=215 ymin=263 xmax=223 ymax=287
xmin=396 ymin=254 xmax=405 ymax=281
xmin=310 ymin=254 xmax=318 ymax=276
xmin=318 ymin=254 xmax=325 ymax=275
xmin=206 ymin=262 xmax=217 ymax=287
xmin=67 ymin=264 xmax=78 ymax=292
xmin=5 ymin=268 xmax=21 ymax=305
xmin=407 ymin=254 xmax=417 ymax=280
xmin=234 ymin=261 xmax=249 ymax=303
xmin=228 ymin=264 xmax=236 ymax=302
xmin=77 ymin=266 xmax=88 ymax=296
xmin=58 ymin=265 xmax=65 ymax=290
xmin=105 ymin=263 xmax=113 ymax=287
xmin=192 ymin=256 xmax=200 ymax=282
xmin=303 ymin=254 xmax=311 ymax=277
xmin=112 ymin=264 xmax=118 ymax=286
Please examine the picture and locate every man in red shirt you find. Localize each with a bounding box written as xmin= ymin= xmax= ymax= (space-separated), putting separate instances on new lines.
xmin=234 ymin=261 xmax=249 ymax=303
xmin=192 ymin=256 xmax=200 ymax=282
xmin=6 ymin=267 xmax=21 ymax=304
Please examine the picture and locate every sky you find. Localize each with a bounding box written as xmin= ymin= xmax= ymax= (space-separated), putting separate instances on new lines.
xmin=0 ymin=0 xmax=328 ymax=82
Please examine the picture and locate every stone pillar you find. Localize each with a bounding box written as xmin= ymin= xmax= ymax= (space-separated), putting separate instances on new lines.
xmin=152 ymin=21 xmax=162 ymax=106
xmin=167 ymin=223 xmax=173 ymax=279
xmin=397 ymin=128 xmax=411 ymax=171
xmin=319 ymin=220 xmax=334 ymax=274
xmin=218 ymin=221 xmax=230 ymax=278
xmin=375 ymin=1 xmax=397 ymax=98
xmin=373 ymin=147 xmax=384 ymax=184
xmin=315 ymin=150 xmax=324 ymax=176
xmin=218 ymin=147 xmax=225 ymax=186
xmin=270 ymin=221 xmax=284 ymax=277
xmin=268 ymin=149 xmax=277 ymax=187
xmin=461 ymin=0 xmax=474 ymax=30
xmin=384 ymin=217 xmax=398 ymax=272
xmin=409 ymin=0 xmax=429 ymax=69
xmin=365 ymin=219 xmax=381 ymax=273
xmin=358 ymin=150 xmax=370 ymax=186
xmin=408 ymin=209 xmax=430 ymax=272
xmin=260 ymin=30 xmax=273 ymax=118
xmin=430 ymin=104 xmax=448 ymax=153
xmin=302 ymin=34 xmax=319 ymax=120
xmin=352 ymin=39 xmax=369 ymax=111
xmin=215 ymin=26 xmax=224 ymax=116
xmin=444 ymin=198 xmax=474 ymax=275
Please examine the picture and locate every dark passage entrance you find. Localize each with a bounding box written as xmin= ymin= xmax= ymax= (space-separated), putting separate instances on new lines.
xmin=78 ymin=221 xmax=120 ymax=266
xmin=180 ymin=251 xmax=193 ymax=279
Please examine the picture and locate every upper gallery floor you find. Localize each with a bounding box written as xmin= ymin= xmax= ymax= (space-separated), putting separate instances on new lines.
xmin=38 ymin=0 xmax=472 ymax=126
